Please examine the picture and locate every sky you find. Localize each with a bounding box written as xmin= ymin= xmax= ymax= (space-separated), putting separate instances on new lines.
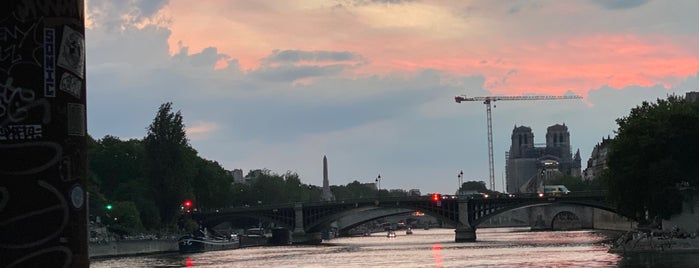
xmin=85 ymin=0 xmax=699 ymax=195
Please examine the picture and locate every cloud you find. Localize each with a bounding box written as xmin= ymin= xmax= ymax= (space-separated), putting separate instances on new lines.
xmin=186 ymin=121 xmax=220 ymax=141
xmin=262 ymin=50 xmax=364 ymax=65
xmin=87 ymin=0 xmax=170 ymax=30
xmin=589 ymin=0 xmax=649 ymax=10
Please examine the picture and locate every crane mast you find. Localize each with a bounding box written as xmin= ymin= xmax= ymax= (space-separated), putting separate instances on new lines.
xmin=454 ymin=94 xmax=582 ymax=191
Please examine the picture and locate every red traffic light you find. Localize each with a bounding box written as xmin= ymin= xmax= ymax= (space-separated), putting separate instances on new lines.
xmin=431 ymin=193 xmax=441 ymax=202
xmin=183 ymin=200 xmax=193 ymax=208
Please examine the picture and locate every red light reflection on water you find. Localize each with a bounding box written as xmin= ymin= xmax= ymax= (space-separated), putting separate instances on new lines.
xmin=185 ymin=257 xmax=193 ymax=267
xmin=432 ymin=243 xmax=443 ymax=268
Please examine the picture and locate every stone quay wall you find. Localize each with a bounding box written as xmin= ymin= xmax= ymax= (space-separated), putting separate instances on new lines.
xmin=89 ymin=240 xmax=178 ymax=258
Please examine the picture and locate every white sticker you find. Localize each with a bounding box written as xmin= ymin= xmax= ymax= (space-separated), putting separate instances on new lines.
xmin=57 ymin=26 xmax=84 ymax=78
xmin=59 ymin=72 xmax=81 ymax=99
xmin=70 ymin=184 xmax=84 ymax=209
xmin=67 ymin=103 xmax=85 ymax=136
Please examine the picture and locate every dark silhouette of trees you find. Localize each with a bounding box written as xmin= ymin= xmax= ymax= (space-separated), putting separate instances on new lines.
xmin=144 ymin=102 xmax=196 ymax=226
xmin=191 ymin=158 xmax=235 ymax=210
xmin=460 ymin=181 xmax=489 ymax=193
xmin=605 ymin=95 xmax=699 ymax=221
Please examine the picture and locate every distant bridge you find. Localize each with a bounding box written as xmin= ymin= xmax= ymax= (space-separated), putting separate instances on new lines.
xmin=188 ymin=192 xmax=614 ymax=243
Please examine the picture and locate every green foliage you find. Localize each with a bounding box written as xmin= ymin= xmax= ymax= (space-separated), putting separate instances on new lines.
xmin=144 ymin=102 xmax=197 ymax=226
xmin=546 ymin=175 xmax=605 ymax=192
xmin=460 ymin=181 xmax=488 ymax=193
xmin=191 ymin=158 xmax=234 ymax=209
xmin=605 ymin=95 xmax=699 ymax=221
xmin=104 ymin=201 xmax=145 ymax=235
xmin=240 ymin=169 xmax=323 ymax=205
xmin=332 ymin=180 xmax=377 ymax=199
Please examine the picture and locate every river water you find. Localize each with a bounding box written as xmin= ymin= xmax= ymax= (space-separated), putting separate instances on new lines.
xmin=91 ymin=227 xmax=699 ymax=267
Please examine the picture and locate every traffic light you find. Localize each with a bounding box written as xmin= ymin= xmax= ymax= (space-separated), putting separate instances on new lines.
xmin=431 ymin=193 xmax=442 ymax=207
xmin=182 ymin=199 xmax=194 ymax=213
xmin=105 ymin=204 xmax=113 ymax=210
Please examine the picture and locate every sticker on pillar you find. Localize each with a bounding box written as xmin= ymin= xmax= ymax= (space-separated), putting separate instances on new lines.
xmin=57 ymin=26 xmax=84 ymax=79
xmin=66 ymin=103 xmax=85 ymax=136
xmin=0 ymin=125 xmax=43 ymax=140
xmin=59 ymin=72 xmax=81 ymax=99
xmin=70 ymin=184 xmax=84 ymax=209
xmin=44 ymin=28 xmax=56 ymax=97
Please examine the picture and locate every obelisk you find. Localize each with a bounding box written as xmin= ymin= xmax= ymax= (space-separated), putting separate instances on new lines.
xmin=321 ymin=155 xmax=333 ymax=201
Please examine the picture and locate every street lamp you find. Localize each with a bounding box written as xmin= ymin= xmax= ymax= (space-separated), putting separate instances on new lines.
xmin=457 ymin=171 xmax=464 ymax=195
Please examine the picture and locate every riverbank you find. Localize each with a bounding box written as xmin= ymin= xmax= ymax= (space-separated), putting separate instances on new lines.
xmin=89 ymin=236 xmax=274 ymax=258
xmin=89 ymin=240 xmax=178 ymax=258
xmin=609 ymin=230 xmax=699 ymax=254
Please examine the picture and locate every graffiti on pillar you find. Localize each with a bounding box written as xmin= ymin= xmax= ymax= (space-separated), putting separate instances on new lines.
xmin=12 ymin=0 xmax=84 ymax=22
xmin=43 ymin=27 xmax=56 ymax=97
xmin=0 ymin=141 xmax=62 ymax=175
xmin=0 ymin=77 xmax=51 ymax=127
xmin=0 ymin=124 xmax=42 ymax=140
xmin=0 ymin=1 xmax=87 ymax=266
xmin=551 ymin=211 xmax=582 ymax=230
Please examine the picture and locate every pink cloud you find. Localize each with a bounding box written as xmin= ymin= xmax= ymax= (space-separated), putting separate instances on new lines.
xmin=161 ymin=0 xmax=699 ymax=96
xmin=186 ymin=121 xmax=220 ymax=141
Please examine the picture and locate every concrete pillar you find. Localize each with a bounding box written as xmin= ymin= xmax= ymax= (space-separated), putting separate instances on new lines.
xmin=0 ymin=1 xmax=88 ymax=267
xmin=292 ymin=203 xmax=305 ymax=236
xmin=455 ymin=200 xmax=476 ymax=242
xmin=529 ymin=206 xmax=550 ymax=231
xmin=291 ymin=203 xmax=322 ymax=244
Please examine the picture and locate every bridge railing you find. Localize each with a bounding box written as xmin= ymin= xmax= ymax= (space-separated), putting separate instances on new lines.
xmin=199 ymin=195 xmax=441 ymax=213
xmin=197 ymin=191 xmax=608 ymax=214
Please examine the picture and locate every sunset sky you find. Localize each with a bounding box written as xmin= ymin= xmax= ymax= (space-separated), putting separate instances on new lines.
xmin=86 ymin=0 xmax=699 ymax=194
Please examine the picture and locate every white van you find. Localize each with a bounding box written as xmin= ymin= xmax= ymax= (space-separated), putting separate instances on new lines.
xmin=543 ymin=185 xmax=570 ymax=195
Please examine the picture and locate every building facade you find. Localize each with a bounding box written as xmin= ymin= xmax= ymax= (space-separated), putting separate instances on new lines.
xmin=582 ymin=137 xmax=612 ymax=181
xmin=506 ymin=124 xmax=582 ymax=193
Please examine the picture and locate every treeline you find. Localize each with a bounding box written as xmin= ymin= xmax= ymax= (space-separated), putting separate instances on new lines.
xmin=603 ymin=94 xmax=699 ymax=222
xmin=87 ymin=102 xmax=402 ymax=235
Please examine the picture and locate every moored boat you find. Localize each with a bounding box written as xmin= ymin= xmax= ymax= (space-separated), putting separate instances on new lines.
xmin=178 ymin=233 xmax=239 ymax=253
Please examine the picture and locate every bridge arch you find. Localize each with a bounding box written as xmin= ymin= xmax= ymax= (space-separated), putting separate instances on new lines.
xmin=304 ymin=203 xmax=458 ymax=233
xmin=469 ymin=198 xmax=619 ymax=229
xmin=551 ymin=210 xmax=582 ymax=230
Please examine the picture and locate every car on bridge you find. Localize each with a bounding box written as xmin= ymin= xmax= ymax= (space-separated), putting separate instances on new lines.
xmin=539 ymin=185 xmax=571 ymax=197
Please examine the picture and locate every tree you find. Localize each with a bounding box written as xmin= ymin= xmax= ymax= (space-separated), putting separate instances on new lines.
xmin=191 ymin=158 xmax=234 ymax=210
xmin=460 ymin=181 xmax=489 ymax=193
xmin=144 ymin=102 xmax=196 ymax=226
xmin=104 ymin=201 xmax=145 ymax=235
xmin=605 ymin=95 xmax=699 ymax=221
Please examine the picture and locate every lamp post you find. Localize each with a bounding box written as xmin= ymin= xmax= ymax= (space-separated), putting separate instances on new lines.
xmin=458 ymin=171 xmax=464 ymax=195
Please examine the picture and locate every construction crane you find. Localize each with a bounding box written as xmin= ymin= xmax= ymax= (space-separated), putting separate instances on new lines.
xmin=454 ymin=94 xmax=582 ymax=191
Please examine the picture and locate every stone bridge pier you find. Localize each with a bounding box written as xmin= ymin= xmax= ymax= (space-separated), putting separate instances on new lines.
xmin=455 ymin=200 xmax=476 ymax=242
xmin=292 ymin=203 xmax=322 ymax=244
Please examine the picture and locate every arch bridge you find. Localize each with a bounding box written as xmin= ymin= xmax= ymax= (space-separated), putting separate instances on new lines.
xmin=188 ymin=192 xmax=613 ymax=244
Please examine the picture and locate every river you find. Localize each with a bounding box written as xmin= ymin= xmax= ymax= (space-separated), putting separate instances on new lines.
xmin=90 ymin=227 xmax=699 ymax=267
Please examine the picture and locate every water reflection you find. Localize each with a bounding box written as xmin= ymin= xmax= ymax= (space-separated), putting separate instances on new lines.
xmin=90 ymin=228 xmax=699 ymax=267
xmin=431 ymin=243 xmax=442 ymax=268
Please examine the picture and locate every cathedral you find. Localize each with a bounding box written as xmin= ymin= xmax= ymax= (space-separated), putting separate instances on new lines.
xmin=505 ymin=123 xmax=581 ymax=193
